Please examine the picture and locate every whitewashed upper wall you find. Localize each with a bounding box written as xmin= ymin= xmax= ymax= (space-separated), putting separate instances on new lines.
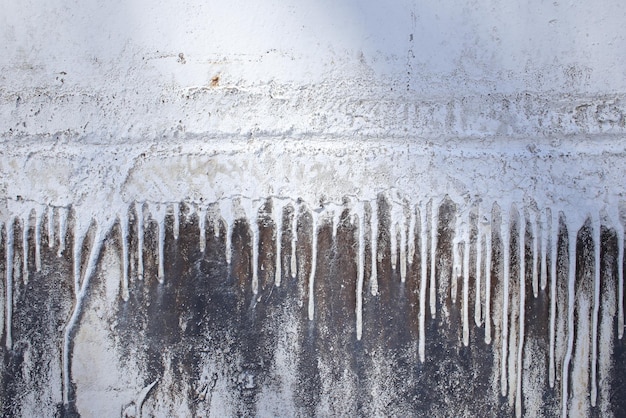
xmin=2 ymin=0 xmax=626 ymax=140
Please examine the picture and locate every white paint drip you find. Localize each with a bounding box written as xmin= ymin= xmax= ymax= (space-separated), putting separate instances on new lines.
xmin=135 ymin=202 xmax=144 ymax=280
xmin=356 ymin=202 xmax=366 ymax=340
xmin=618 ymin=222 xmax=624 ymax=339
xmin=22 ymin=213 xmax=30 ymax=284
xmin=0 ymin=221 xmax=3 ymax=344
xmin=370 ymin=200 xmax=379 ymax=296
xmin=516 ymin=209 xmax=526 ymax=418
xmin=308 ymin=208 xmax=319 ymax=321
xmin=172 ymin=203 xmax=180 ymax=240
xmin=62 ymin=224 xmax=109 ymax=407
xmin=561 ymin=223 xmax=578 ymax=418
xmin=408 ymin=206 xmax=416 ymax=265
xmin=47 ymin=205 xmax=54 ymax=249
xmin=332 ymin=204 xmax=342 ymax=240
xmin=540 ymin=209 xmax=548 ymax=291
xmin=240 ymin=198 xmax=261 ymax=295
xmin=5 ymin=221 xmax=14 ymax=350
xmin=532 ymin=212 xmax=539 ymax=298
xmin=400 ymin=210 xmax=408 ymax=283
xmin=211 ymin=204 xmax=220 ymax=238
xmin=419 ymin=204 xmax=428 ymax=361
xmin=591 ymin=215 xmax=601 ymax=406
xmin=290 ymin=203 xmax=299 ymax=279
xmin=506 ymin=206 xmax=522 ymax=410
xmin=452 ymin=211 xmax=462 ymax=304
xmin=73 ymin=213 xmax=92 ymax=296
xmin=390 ymin=220 xmax=398 ymax=272
xmin=430 ymin=203 xmax=438 ymax=319
xmin=273 ymin=198 xmax=288 ymax=287
xmin=152 ymin=203 xmax=167 ymax=284
xmin=485 ymin=218 xmax=493 ymax=344
xmin=119 ymin=211 xmax=130 ymax=302
xmin=463 ymin=236 xmax=470 ymax=346
xmin=57 ymin=207 xmax=68 ymax=257
xmin=500 ymin=205 xmax=511 ymax=396
xmin=35 ymin=206 xmax=43 ymax=272
xmin=198 ymin=206 xmax=207 ymax=253
xmin=475 ymin=224 xmax=483 ymax=327
xmin=219 ymin=199 xmax=234 ymax=266
xmin=549 ymin=209 xmax=557 ymax=388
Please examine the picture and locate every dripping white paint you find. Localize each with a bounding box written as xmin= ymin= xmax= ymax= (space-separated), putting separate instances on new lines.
xmin=0 ymin=137 xmax=625 ymax=417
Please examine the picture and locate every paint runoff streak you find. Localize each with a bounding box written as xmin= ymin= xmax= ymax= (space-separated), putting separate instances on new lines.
xmin=308 ymin=210 xmax=318 ymax=320
xmin=273 ymin=198 xmax=287 ymax=287
xmin=35 ymin=207 xmax=43 ymax=272
xmin=356 ymin=204 xmax=365 ymax=340
xmin=485 ymin=221 xmax=493 ymax=344
xmin=516 ymin=211 xmax=526 ymax=418
xmin=452 ymin=212 xmax=461 ymax=304
xmin=540 ymin=210 xmax=548 ymax=291
xmin=135 ymin=202 xmax=144 ymax=280
xmin=62 ymin=225 xmax=107 ymax=407
xmin=155 ymin=204 xmax=166 ymax=283
xmin=408 ymin=206 xmax=416 ymax=265
xmin=500 ymin=206 xmax=511 ymax=396
xmin=22 ymin=215 xmax=29 ymax=284
xmin=618 ymin=222 xmax=624 ymax=339
xmin=430 ymin=204 xmax=438 ymax=318
xmin=211 ymin=205 xmax=220 ymax=238
xmin=463 ymin=237 xmax=470 ymax=346
xmin=119 ymin=212 xmax=130 ymax=302
xmin=532 ymin=213 xmax=539 ymax=298
xmin=419 ymin=204 xmax=428 ymax=361
xmin=5 ymin=221 xmax=14 ymax=350
xmin=475 ymin=214 xmax=483 ymax=327
xmin=172 ymin=203 xmax=180 ymax=240
xmin=57 ymin=207 xmax=68 ymax=257
xmin=219 ymin=200 xmax=234 ymax=266
xmin=198 ymin=206 xmax=207 ymax=253
xmin=549 ymin=209 xmax=558 ymax=388
xmin=390 ymin=220 xmax=398 ymax=272
xmin=240 ymin=199 xmax=260 ymax=295
xmin=290 ymin=203 xmax=299 ymax=279
xmin=47 ymin=206 xmax=55 ymax=249
xmin=332 ymin=205 xmax=341 ymax=240
xmin=251 ymin=219 xmax=260 ymax=294
xmin=72 ymin=218 xmax=84 ymax=296
xmin=591 ymin=216 xmax=601 ymax=406
xmin=561 ymin=225 xmax=577 ymax=418
xmin=400 ymin=212 xmax=408 ymax=283
xmin=370 ymin=201 xmax=379 ymax=296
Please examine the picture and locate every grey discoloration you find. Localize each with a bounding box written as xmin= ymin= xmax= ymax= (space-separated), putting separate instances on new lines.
xmin=0 ymin=195 xmax=624 ymax=416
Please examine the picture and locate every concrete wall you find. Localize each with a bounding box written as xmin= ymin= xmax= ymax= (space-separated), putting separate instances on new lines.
xmin=1 ymin=1 xmax=626 ymax=416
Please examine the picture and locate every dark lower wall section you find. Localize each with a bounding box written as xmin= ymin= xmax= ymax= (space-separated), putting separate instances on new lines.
xmin=1 ymin=196 xmax=625 ymax=417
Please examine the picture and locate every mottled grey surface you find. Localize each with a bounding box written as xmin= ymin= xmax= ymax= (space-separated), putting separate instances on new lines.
xmin=1 ymin=197 xmax=625 ymax=417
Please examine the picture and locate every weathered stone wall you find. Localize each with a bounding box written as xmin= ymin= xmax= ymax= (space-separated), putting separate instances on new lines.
xmin=2 ymin=1 xmax=626 ymax=417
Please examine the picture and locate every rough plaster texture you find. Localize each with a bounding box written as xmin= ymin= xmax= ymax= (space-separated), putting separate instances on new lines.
xmin=1 ymin=1 xmax=626 ymax=417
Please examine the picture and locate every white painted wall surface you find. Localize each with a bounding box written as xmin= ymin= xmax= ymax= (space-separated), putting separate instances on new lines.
xmin=1 ymin=0 xmax=626 ymax=140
